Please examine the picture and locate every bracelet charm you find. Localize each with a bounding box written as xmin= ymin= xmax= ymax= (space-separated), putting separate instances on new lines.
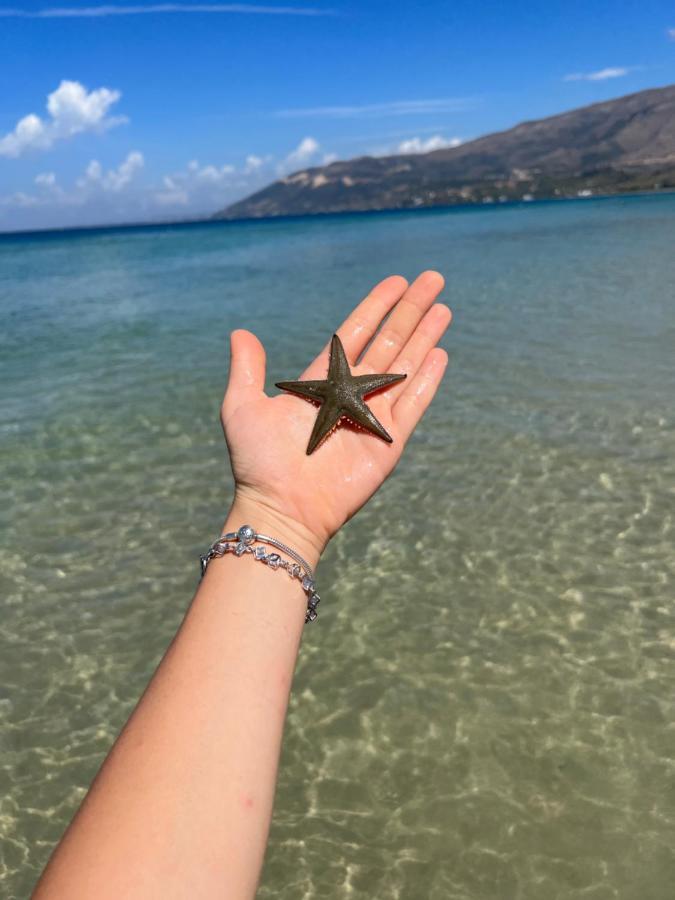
xmin=200 ymin=525 xmax=321 ymax=623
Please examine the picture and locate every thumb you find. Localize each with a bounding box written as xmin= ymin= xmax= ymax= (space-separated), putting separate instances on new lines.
xmin=224 ymin=329 xmax=267 ymax=408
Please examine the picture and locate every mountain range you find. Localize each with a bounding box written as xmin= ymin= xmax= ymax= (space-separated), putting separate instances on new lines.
xmin=215 ymin=84 xmax=675 ymax=220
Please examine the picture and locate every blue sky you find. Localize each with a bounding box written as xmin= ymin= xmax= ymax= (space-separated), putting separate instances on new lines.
xmin=1 ymin=0 xmax=674 ymax=230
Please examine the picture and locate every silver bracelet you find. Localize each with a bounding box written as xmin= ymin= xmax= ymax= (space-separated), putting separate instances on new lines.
xmin=199 ymin=524 xmax=321 ymax=623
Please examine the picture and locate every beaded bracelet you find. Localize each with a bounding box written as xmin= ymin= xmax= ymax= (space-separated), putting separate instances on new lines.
xmin=199 ymin=524 xmax=321 ymax=623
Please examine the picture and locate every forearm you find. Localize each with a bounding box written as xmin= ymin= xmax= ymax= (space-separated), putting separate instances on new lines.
xmin=33 ymin=498 xmax=322 ymax=900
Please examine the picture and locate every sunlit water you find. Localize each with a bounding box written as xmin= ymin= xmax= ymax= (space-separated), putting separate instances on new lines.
xmin=1 ymin=196 xmax=674 ymax=899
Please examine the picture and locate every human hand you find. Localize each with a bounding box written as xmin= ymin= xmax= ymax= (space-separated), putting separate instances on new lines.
xmin=221 ymin=272 xmax=451 ymax=565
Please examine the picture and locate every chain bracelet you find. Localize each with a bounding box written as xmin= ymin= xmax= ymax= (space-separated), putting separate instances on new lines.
xmin=199 ymin=524 xmax=321 ymax=623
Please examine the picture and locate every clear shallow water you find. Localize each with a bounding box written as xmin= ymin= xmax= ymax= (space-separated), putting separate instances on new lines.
xmin=1 ymin=196 xmax=674 ymax=899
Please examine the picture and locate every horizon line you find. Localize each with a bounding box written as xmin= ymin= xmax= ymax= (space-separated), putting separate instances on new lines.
xmin=2 ymin=192 xmax=670 ymax=239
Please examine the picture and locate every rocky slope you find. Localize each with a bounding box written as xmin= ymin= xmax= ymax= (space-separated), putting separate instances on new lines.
xmin=215 ymin=84 xmax=675 ymax=219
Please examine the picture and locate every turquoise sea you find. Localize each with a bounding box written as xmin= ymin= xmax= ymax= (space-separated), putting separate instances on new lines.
xmin=1 ymin=196 xmax=674 ymax=899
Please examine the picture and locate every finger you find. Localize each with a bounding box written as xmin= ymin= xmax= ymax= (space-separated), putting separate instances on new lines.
xmin=223 ymin=329 xmax=266 ymax=411
xmin=384 ymin=303 xmax=452 ymax=404
xmin=360 ymin=270 xmax=445 ymax=371
xmin=300 ymin=275 xmax=408 ymax=379
xmin=392 ymin=347 xmax=448 ymax=442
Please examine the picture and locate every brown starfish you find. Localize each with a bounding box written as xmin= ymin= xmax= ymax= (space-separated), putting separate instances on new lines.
xmin=275 ymin=333 xmax=406 ymax=455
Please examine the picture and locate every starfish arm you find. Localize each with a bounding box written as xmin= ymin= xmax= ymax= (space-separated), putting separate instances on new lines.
xmin=344 ymin=395 xmax=395 ymax=444
xmin=327 ymin=333 xmax=351 ymax=382
xmin=275 ymin=379 xmax=328 ymax=403
xmin=306 ymin=396 xmax=343 ymax=455
xmin=352 ymin=372 xmax=407 ymax=397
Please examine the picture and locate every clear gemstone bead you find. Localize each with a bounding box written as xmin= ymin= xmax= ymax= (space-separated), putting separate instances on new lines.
xmin=254 ymin=546 xmax=267 ymax=560
xmin=267 ymin=553 xmax=281 ymax=569
xmin=301 ymin=576 xmax=315 ymax=592
xmin=235 ymin=542 xmax=247 ymax=556
xmin=237 ymin=524 xmax=255 ymax=544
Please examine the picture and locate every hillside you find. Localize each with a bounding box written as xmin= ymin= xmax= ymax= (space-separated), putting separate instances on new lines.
xmin=215 ymin=84 xmax=675 ymax=219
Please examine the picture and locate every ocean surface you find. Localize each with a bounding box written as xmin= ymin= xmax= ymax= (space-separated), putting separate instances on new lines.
xmin=1 ymin=196 xmax=674 ymax=899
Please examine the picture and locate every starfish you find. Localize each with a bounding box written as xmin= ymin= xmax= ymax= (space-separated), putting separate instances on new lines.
xmin=275 ymin=334 xmax=406 ymax=455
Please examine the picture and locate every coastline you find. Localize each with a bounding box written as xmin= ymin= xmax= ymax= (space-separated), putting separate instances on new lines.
xmin=2 ymin=185 xmax=675 ymax=242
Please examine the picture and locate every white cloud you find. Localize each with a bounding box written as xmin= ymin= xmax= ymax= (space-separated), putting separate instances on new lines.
xmin=280 ymin=136 xmax=320 ymax=171
xmin=397 ymin=135 xmax=462 ymax=154
xmin=152 ymin=158 xmax=240 ymax=206
xmin=77 ymin=151 xmax=144 ymax=191
xmin=564 ymin=67 xmax=631 ymax=82
xmin=183 ymin=160 xmax=237 ymax=182
xmin=244 ymin=154 xmax=264 ymax=172
xmin=276 ymin=97 xmax=475 ymax=119
xmin=31 ymin=171 xmax=74 ymax=205
xmin=668 ymin=27 xmax=675 ymax=39
xmin=106 ymin=151 xmax=144 ymax=190
xmin=81 ymin=160 xmax=103 ymax=183
xmin=46 ymin=80 xmax=122 ymax=131
xmin=35 ymin=172 xmax=57 ymax=188
xmin=153 ymin=159 xmax=241 ymax=204
xmin=1 ymin=191 xmax=40 ymax=208
xmin=152 ymin=139 xmax=328 ymax=210
xmin=197 ymin=163 xmax=236 ymax=183
xmin=0 ymin=150 xmax=144 ymax=221
xmin=0 ymin=80 xmax=125 ymax=158
xmin=0 ymin=4 xmax=333 ymax=18
xmin=154 ymin=186 xmax=189 ymax=206
xmin=1 ymin=138 xmax=338 ymax=228
xmin=2 ymin=115 xmax=48 ymax=156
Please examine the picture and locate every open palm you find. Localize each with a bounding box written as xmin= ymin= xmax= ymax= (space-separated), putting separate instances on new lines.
xmin=221 ymin=272 xmax=451 ymax=554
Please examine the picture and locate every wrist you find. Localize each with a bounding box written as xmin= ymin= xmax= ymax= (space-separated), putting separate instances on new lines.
xmin=223 ymin=490 xmax=325 ymax=572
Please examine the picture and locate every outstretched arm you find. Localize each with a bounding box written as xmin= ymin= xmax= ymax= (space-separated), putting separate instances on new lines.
xmin=33 ymin=271 xmax=451 ymax=900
